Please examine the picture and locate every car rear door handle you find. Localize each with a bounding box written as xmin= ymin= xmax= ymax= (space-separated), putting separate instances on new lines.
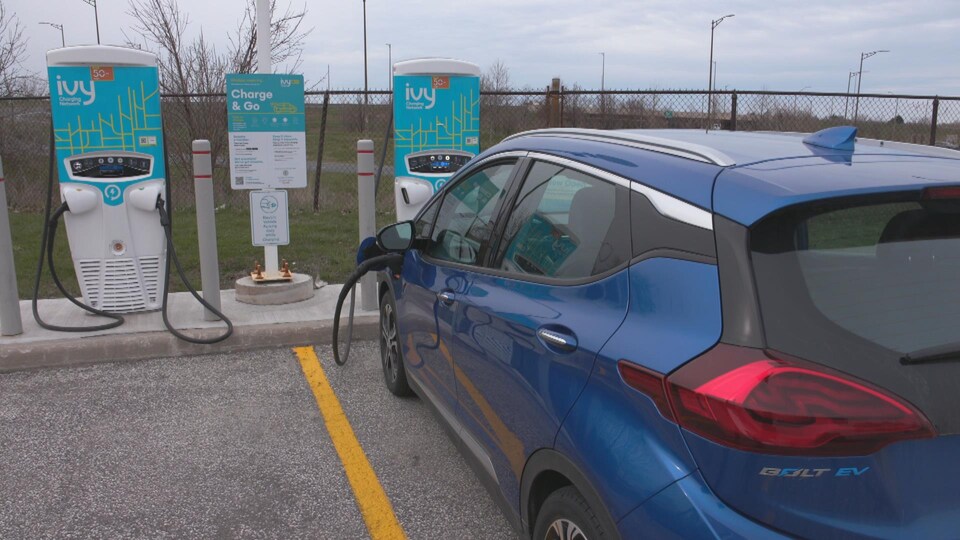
xmin=437 ymin=291 xmax=455 ymax=305
xmin=537 ymin=328 xmax=578 ymax=352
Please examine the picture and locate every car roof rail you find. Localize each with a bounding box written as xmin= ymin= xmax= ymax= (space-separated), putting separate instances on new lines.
xmin=502 ymin=128 xmax=737 ymax=167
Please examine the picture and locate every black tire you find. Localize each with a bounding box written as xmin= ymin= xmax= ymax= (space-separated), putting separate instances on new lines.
xmin=380 ymin=289 xmax=412 ymax=397
xmin=533 ymin=486 xmax=609 ymax=540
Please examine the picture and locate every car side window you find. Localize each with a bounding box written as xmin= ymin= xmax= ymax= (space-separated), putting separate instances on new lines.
xmin=426 ymin=161 xmax=515 ymax=265
xmin=496 ymin=161 xmax=630 ymax=280
xmin=414 ymin=196 xmax=441 ymax=239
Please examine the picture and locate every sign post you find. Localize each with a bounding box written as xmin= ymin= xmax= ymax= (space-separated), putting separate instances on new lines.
xmin=231 ymin=0 xmax=315 ymax=305
xmin=226 ymin=72 xmax=306 ymax=278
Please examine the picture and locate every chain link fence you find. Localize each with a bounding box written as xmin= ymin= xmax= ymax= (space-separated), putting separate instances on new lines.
xmin=2 ymin=89 xmax=958 ymax=211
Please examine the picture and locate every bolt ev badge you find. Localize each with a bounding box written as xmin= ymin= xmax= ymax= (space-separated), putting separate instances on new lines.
xmin=759 ymin=467 xmax=871 ymax=478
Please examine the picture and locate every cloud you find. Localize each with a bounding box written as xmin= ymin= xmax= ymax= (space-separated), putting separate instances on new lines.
xmin=11 ymin=0 xmax=960 ymax=95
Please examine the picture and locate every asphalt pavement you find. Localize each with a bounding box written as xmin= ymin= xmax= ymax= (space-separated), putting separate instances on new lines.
xmin=0 ymin=342 xmax=515 ymax=539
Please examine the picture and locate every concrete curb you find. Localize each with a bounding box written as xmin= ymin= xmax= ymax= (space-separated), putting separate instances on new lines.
xmin=0 ymin=315 xmax=379 ymax=373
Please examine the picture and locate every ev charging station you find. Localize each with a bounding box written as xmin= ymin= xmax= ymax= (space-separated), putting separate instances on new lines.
xmin=46 ymin=46 xmax=167 ymax=313
xmin=393 ymin=59 xmax=481 ymax=221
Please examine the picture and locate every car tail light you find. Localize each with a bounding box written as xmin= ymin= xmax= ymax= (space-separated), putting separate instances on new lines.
xmin=618 ymin=344 xmax=936 ymax=456
xmin=617 ymin=361 xmax=674 ymax=422
xmin=922 ymin=186 xmax=960 ymax=200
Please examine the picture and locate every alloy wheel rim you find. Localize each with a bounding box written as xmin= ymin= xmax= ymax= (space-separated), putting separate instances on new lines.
xmin=380 ymin=302 xmax=399 ymax=382
xmin=545 ymin=518 xmax=587 ymax=540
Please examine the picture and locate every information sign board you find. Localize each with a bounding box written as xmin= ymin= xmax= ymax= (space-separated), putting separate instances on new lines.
xmin=227 ymin=73 xmax=307 ymax=189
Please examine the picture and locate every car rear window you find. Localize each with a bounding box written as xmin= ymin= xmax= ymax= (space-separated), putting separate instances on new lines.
xmin=750 ymin=192 xmax=960 ymax=356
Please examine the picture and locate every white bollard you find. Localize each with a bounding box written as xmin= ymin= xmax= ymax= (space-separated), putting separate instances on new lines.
xmin=357 ymin=140 xmax=377 ymax=312
xmin=0 ymin=156 xmax=23 ymax=336
xmin=193 ymin=140 xmax=222 ymax=321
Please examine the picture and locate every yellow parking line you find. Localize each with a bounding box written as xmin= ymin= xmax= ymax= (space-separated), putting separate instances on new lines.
xmin=294 ymin=346 xmax=406 ymax=540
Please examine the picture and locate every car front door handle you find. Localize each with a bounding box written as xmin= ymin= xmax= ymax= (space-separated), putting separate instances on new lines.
xmin=437 ymin=291 xmax=456 ymax=305
xmin=537 ymin=328 xmax=578 ymax=352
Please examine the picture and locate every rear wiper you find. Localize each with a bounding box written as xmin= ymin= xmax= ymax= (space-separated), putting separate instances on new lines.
xmin=900 ymin=342 xmax=960 ymax=365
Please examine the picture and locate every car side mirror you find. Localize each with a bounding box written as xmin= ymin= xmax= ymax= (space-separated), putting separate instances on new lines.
xmin=377 ymin=221 xmax=415 ymax=252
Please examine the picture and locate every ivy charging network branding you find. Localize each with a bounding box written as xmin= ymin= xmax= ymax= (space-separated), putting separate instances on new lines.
xmin=47 ymin=46 xmax=168 ymax=313
xmin=393 ymin=58 xmax=480 ymax=221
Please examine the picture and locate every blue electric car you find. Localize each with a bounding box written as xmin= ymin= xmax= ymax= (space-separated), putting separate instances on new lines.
xmin=372 ymin=127 xmax=960 ymax=539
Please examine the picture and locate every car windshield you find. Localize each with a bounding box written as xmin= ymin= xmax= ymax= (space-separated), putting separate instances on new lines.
xmin=750 ymin=191 xmax=960 ymax=356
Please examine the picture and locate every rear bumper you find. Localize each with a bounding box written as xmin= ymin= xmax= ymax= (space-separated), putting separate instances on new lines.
xmin=617 ymin=471 xmax=790 ymax=540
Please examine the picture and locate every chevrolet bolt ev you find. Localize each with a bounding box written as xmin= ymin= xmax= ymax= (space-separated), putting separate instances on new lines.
xmin=372 ymin=127 xmax=960 ymax=539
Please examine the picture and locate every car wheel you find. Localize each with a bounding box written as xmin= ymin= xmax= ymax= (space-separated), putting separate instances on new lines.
xmin=533 ymin=486 xmax=609 ymax=540
xmin=380 ymin=289 xmax=412 ymax=397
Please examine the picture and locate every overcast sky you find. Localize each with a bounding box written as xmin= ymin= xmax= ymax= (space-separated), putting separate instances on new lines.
xmin=11 ymin=0 xmax=960 ymax=95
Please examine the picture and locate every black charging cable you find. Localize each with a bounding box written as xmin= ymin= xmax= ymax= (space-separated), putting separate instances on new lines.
xmin=155 ymin=196 xmax=233 ymax=344
xmin=32 ymin=127 xmax=125 ymax=332
xmin=332 ymin=253 xmax=404 ymax=365
xmin=32 ymin=117 xmax=233 ymax=343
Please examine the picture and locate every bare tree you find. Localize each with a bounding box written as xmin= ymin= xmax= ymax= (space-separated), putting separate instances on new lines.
xmin=125 ymin=0 xmax=229 ymax=200
xmin=125 ymin=0 xmax=227 ymax=95
xmin=481 ymin=59 xmax=512 ymax=139
xmin=124 ymin=0 xmax=314 ymax=203
xmin=481 ymin=59 xmax=510 ymax=92
xmin=125 ymin=0 xmax=314 ymax=92
xmin=0 ymin=3 xmax=39 ymax=96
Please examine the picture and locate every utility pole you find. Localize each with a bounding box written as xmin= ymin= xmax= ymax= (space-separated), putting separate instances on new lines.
xmin=854 ymin=49 xmax=889 ymax=124
xmin=39 ymin=22 xmax=65 ymax=47
xmin=795 ymin=86 xmax=811 ymax=113
xmin=80 ymin=0 xmax=99 ymax=44
xmin=599 ymin=52 xmax=605 ymax=125
xmin=708 ymin=14 xmax=734 ymax=128
xmin=386 ymin=43 xmax=392 ymax=92
xmin=844 ymin=71 xmax=859 ymax=119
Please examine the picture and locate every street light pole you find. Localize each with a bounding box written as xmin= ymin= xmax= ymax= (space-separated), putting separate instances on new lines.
xmin=80 ymin=0 xmax=99 ymax=44
xmin=795 ymin=86 xmax=811 ymax=113
xmin=844 ymin=71 xmax=858 ymax=119
xmin=599 ymin=52 xmax=606 ymax=126
xmin=386 ymin=43 xmax=392 ymax=92
xmin=599 ymin=52 xmax=605 ymax=92
xmin=708 ymin=14 xmax=734 ymax=128
xmin=854 ymin=49 xmax=889 ymax=124
xmin=39 ymin=22 xmax=65 ymax=47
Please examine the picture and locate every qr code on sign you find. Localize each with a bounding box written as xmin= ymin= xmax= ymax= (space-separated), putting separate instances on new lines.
xmin=235 ymin=177 xmax=244 ymax=185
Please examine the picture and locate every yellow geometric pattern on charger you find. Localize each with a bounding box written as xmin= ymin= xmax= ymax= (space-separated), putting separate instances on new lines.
xmin=53 ymin=81 xmax=162 ymax=155
xmin=395 ymin=88 xmax=480 ymax=153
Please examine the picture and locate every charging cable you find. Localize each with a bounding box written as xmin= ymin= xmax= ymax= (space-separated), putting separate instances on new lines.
xmin=155 ymin=196 xmax=233 ymax=344
xmin=332 ymin=253 xmax=404 ymax=365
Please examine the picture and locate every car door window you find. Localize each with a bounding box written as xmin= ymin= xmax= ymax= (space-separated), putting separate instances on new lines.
xmin=414 ymin=196 xmax=441 ymax=239
xmin=426 ymin=161 xmax=515 ymax=265
xmin=496 ymin=161 xmax=630 ymax=280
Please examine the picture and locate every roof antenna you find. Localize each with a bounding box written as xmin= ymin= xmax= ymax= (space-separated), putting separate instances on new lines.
xmin=803 ymin=126 xmax=858 ymax=151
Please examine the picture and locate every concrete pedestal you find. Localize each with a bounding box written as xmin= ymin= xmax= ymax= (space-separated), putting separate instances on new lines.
xmin=235 ymin=273 xmax=315 ymax=305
